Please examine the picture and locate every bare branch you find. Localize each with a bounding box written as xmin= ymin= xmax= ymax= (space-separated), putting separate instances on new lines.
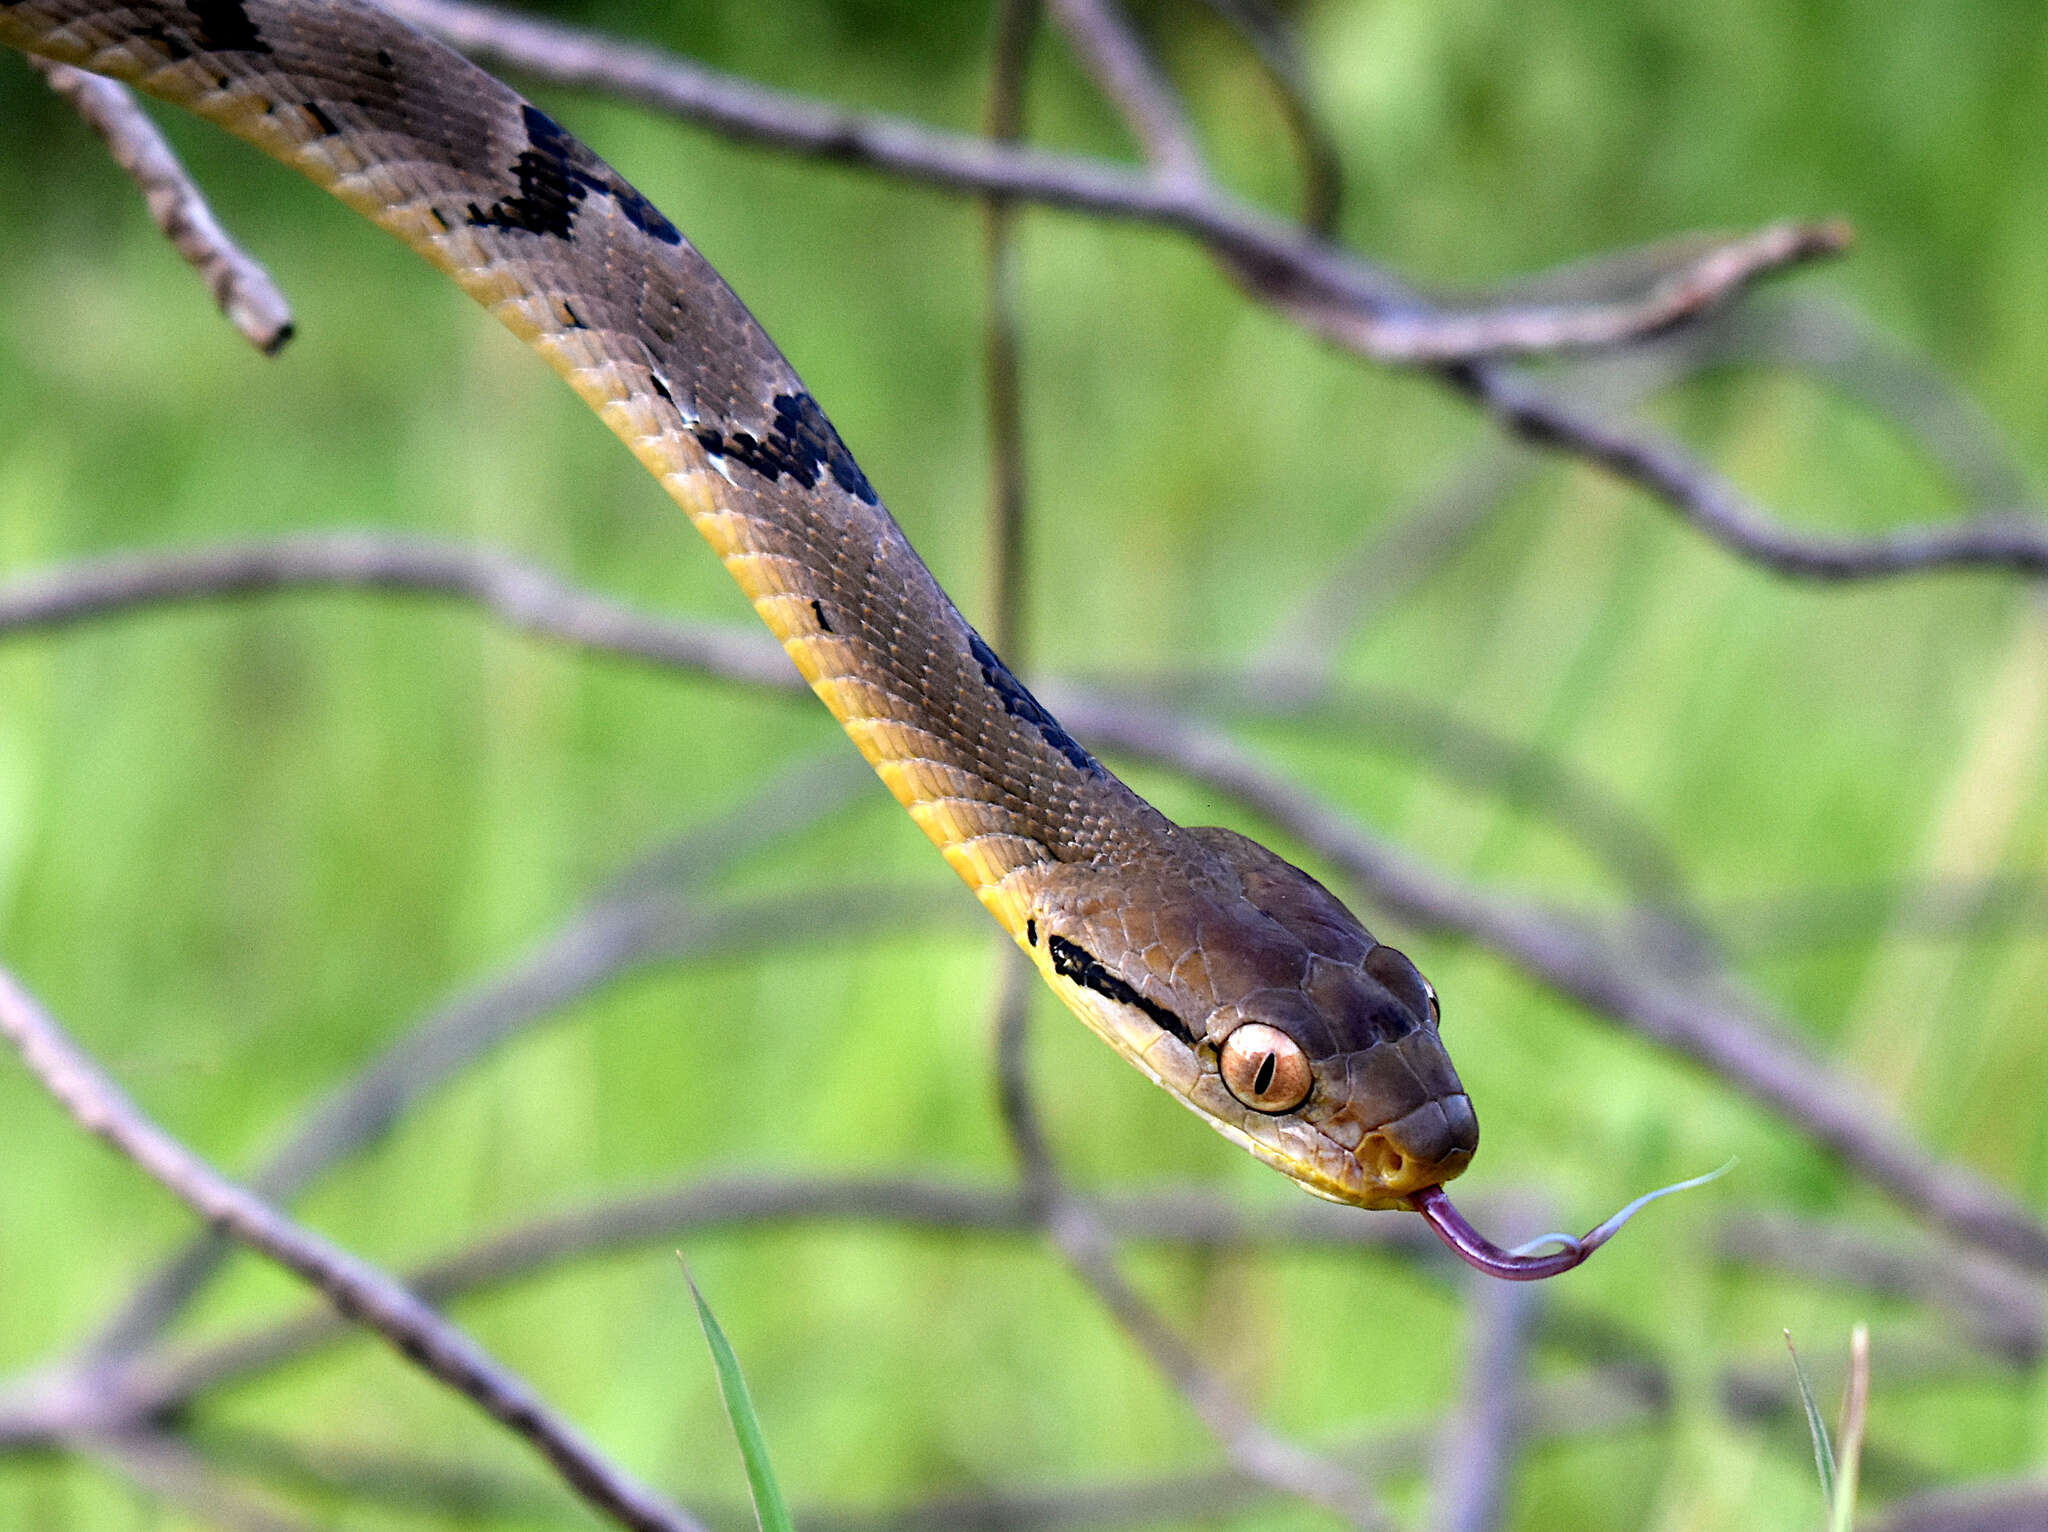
xmin=0 ymin=532 xmax=799 ymax=693
xmin=32 ymin=59 xmax=292 ymax=355
xmin=106 ymin=1351 xmax=2002 ymax=1532
xmin=114 ymin=1169 xmax=1433 ymax=1422
xmin=1298 ymin=221 xmax=1851 ymax=363
xmin=1269 ymin=287 xmax=2048 ymax=675
xmin=0 ymin=963 xmax=708 ymax=1532
xmin=369 ymin=0 xmax=2048 ymax=582
xmin=0 ymin=533 xmax=1713 ymax=946
xmin=198 ymin=1370 xmax=1638 ymax=1532
xmin=0 ymin=529 xmax=1704 ymax=949
xmin=375 ymin=0 xmax=1398 ymax=306
xmin=1105 ymin=672 xmax=1713 ymax=941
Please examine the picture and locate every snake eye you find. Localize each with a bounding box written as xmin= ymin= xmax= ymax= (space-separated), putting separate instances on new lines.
xmin=1218 ymin=1023 xmax=1312 ymax=1114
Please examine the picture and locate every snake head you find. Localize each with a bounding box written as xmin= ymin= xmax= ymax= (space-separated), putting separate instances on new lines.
xmin=1025 ymin=825 xmax=1477 ymax=1210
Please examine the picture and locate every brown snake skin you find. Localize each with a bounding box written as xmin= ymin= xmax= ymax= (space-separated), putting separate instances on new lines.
xmin=1 ymin=0 xmax=1477 ymax=1210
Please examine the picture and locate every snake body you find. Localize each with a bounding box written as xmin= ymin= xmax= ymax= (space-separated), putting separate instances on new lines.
xmin=2 ymin=0 xmax=1477 ymax=1211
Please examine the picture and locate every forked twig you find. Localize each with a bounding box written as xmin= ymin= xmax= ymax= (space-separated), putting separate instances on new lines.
xmin=1046 ymin=0 xmax=1206 ymax=188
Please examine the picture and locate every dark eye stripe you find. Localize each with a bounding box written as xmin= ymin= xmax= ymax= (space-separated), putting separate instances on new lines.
xmin=1046 ymin=934 xmax=1194 ymax=1046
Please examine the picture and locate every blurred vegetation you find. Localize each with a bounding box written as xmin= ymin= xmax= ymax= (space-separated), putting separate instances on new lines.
xmin=2 ymin=1 xmax=2047 ymax=1529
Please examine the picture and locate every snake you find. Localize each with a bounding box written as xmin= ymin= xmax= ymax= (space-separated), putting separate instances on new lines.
xmin=1 ymin=0 xmax=1695 ymax=1278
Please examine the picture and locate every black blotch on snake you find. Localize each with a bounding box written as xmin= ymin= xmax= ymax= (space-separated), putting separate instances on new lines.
xmin=468 ymin=105 xmax=682 ymax=247
xmin=968 ymin=633 xmax=1102 ymax=778
xmin=185 ymin=0 xmax=271 ymax=53
xmin=692 ymin=392 xmax=878 ymax=506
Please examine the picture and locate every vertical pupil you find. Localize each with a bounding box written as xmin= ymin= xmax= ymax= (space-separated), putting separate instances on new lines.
xmin=1253 ymin=1052 xmax=1276 ymax=1096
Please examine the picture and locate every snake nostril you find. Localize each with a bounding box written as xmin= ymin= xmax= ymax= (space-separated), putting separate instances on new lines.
xmin=1361 ymin=1099 xmax=1478 ymax=1194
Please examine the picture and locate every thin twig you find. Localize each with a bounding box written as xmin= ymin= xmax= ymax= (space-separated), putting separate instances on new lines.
xmin=103 ymin=1168 xmax=1435 ymax=1424
xmin=1453 ymin=357 xmax=2048 ymax=579
xmin=982 ymin=0 xmax=1039 ymax=662
xmin=1308 ymin=221 xmax=1851 ymax=363
xmin=1045 ymin=0 xmax=1207 ymax=188
xmin=0 ymin=528 xmax=1700 ymax=942
xmin=88 ymin=1429 xmax=318 ymax=1532
xmin=32 ymin=59 xmax=292 ymax=355
xmin=1187 ymin=0 xmax=1343 ymax=233
xmin=1102 ymin=672 xmax=1713 ymax=940
xmin=0 ymin=533 xmax=1715 ymax=940
xmin=1432 ymin=1264 xmax=1542 ymax=1532
xmin=0 ymin=532 xmax=799 ymax=693
xmin=88 ymin=1351 xmax=1996 ymax=1532
xmin=194 ymin=1369 xmax=1653 ymax=1532
xmin=993 ymin=961 xmax=1398 ymax=1531
xmin=1264 ymin=286 xmax=2046 ymax=670
xmin=0 ymin=963 xmax=707 ymax=1532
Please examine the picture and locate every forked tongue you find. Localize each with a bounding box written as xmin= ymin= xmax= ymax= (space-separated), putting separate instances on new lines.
xmin=1406 ymin=1162 xmax=1733 ymax=1281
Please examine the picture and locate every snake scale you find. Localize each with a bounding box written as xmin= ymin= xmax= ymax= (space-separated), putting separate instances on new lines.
xmin=3 ymin=0 xmax=1675 ymax=1276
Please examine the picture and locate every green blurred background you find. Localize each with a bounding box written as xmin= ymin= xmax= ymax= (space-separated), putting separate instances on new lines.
xmin=3 ymin=1 xmax=2047 ymax=1527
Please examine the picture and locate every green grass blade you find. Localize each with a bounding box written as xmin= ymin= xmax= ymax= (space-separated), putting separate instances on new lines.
xmin=685 ymin=1265 xmax=796 ymax=1532
xmin=1784 ymin=1329 xmax=1835 ymax=1510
